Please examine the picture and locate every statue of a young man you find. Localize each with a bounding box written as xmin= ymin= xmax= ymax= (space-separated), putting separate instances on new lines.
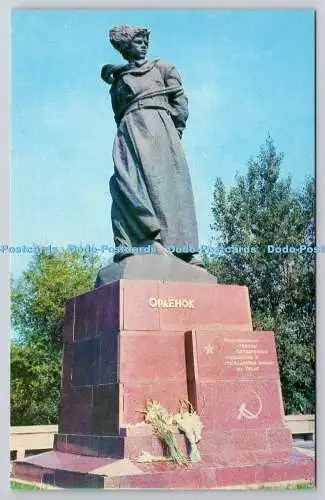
xmin=101 ymin=25 xmax=203 ymax=267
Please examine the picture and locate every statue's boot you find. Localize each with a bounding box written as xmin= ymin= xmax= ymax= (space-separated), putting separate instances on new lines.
xmin=113 ymin=239 xmax=172 ymax=263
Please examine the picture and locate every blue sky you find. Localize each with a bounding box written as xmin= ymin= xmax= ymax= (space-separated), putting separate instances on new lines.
xmin=11 ymin=9 xmax=315 ymax=277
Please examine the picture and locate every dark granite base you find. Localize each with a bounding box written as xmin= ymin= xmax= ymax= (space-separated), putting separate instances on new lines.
xmin=94 ymin=253 xmax=217 ymax=287
xmin=54 ymin=426 xmax=191 ymax=460
xmin=12 ymin=449 xmax=315 ymax=489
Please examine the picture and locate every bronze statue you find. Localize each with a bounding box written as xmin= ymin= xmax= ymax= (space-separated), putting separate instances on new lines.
xmin=101 ymin=25 xmax=203 ymax=267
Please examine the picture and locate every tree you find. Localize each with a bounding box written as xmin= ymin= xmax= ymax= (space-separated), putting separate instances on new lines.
xmin=10 ymin=341 xmax=61 ymax=425
xmin=11 ymin=250 xmax=100 ymax=425
xmin=206 ymin=137 xmax=315 ymax=413
xmin=11 ymin=251 xmax=100 ymax=350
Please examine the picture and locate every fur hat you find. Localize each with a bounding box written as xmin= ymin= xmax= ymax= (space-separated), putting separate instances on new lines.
xmin=109 ymin=25 xmax=150 ymax=55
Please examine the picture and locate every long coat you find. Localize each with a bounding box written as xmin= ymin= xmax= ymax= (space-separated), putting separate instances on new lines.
xmin=101 ymin=58 xmax=199 ymax=250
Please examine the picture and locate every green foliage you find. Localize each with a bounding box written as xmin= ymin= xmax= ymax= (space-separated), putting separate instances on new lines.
xmin=252 ymin=313 xmax=315 ymax=414
xmin=10 ymin=250 xmax=100 ymax=425
xmin=259 ymin=480 xmax=315 ymax=490
xmin=206 ymin=137 xmax=315 ymax=414
xmin=10 ymin=341 xmax=61 ymax=425
xmin=11 ymin=481 xmax=43 ymax=490
xmin=11 ymin=251 xmax=99 ymax=350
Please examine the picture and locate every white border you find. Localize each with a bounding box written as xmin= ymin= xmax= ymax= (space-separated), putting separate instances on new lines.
xmin=2 ymin=1 xmax=323 ymax=499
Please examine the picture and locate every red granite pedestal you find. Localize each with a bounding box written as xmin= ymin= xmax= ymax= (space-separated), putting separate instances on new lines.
xmin=12 ymin=279 xmax=315 ymax=488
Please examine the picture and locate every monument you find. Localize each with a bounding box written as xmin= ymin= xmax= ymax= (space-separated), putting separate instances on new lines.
xmin=12 ymin=26 xmax=314 ymax=489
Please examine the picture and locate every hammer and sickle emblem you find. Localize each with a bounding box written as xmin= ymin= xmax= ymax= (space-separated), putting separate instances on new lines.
xmin=237 ymin=390 xmax=262 ymax=420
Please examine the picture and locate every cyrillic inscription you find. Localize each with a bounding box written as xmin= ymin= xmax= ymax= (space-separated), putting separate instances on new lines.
xmin=222 ymin=339 xmax=275 ymax=373
xmin=148 ymin=297 xmax=195 ymax=309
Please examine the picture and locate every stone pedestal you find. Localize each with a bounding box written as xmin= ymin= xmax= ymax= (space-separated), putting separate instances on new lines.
xmin=185 ymin=329 xmax=293 ymax=464
xmin=12 ymin=272 xmax=315 ymax=488
xmin=55 ymin=279 xmax=254 ymax=459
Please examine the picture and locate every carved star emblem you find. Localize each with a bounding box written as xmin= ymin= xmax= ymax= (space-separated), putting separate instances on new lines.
xmin=204 ymin=344 xmax=214 ymax=355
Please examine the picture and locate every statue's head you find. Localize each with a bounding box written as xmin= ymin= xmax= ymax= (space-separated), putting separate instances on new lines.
xmin=109 ymin=25 xmax=150 ymax=61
